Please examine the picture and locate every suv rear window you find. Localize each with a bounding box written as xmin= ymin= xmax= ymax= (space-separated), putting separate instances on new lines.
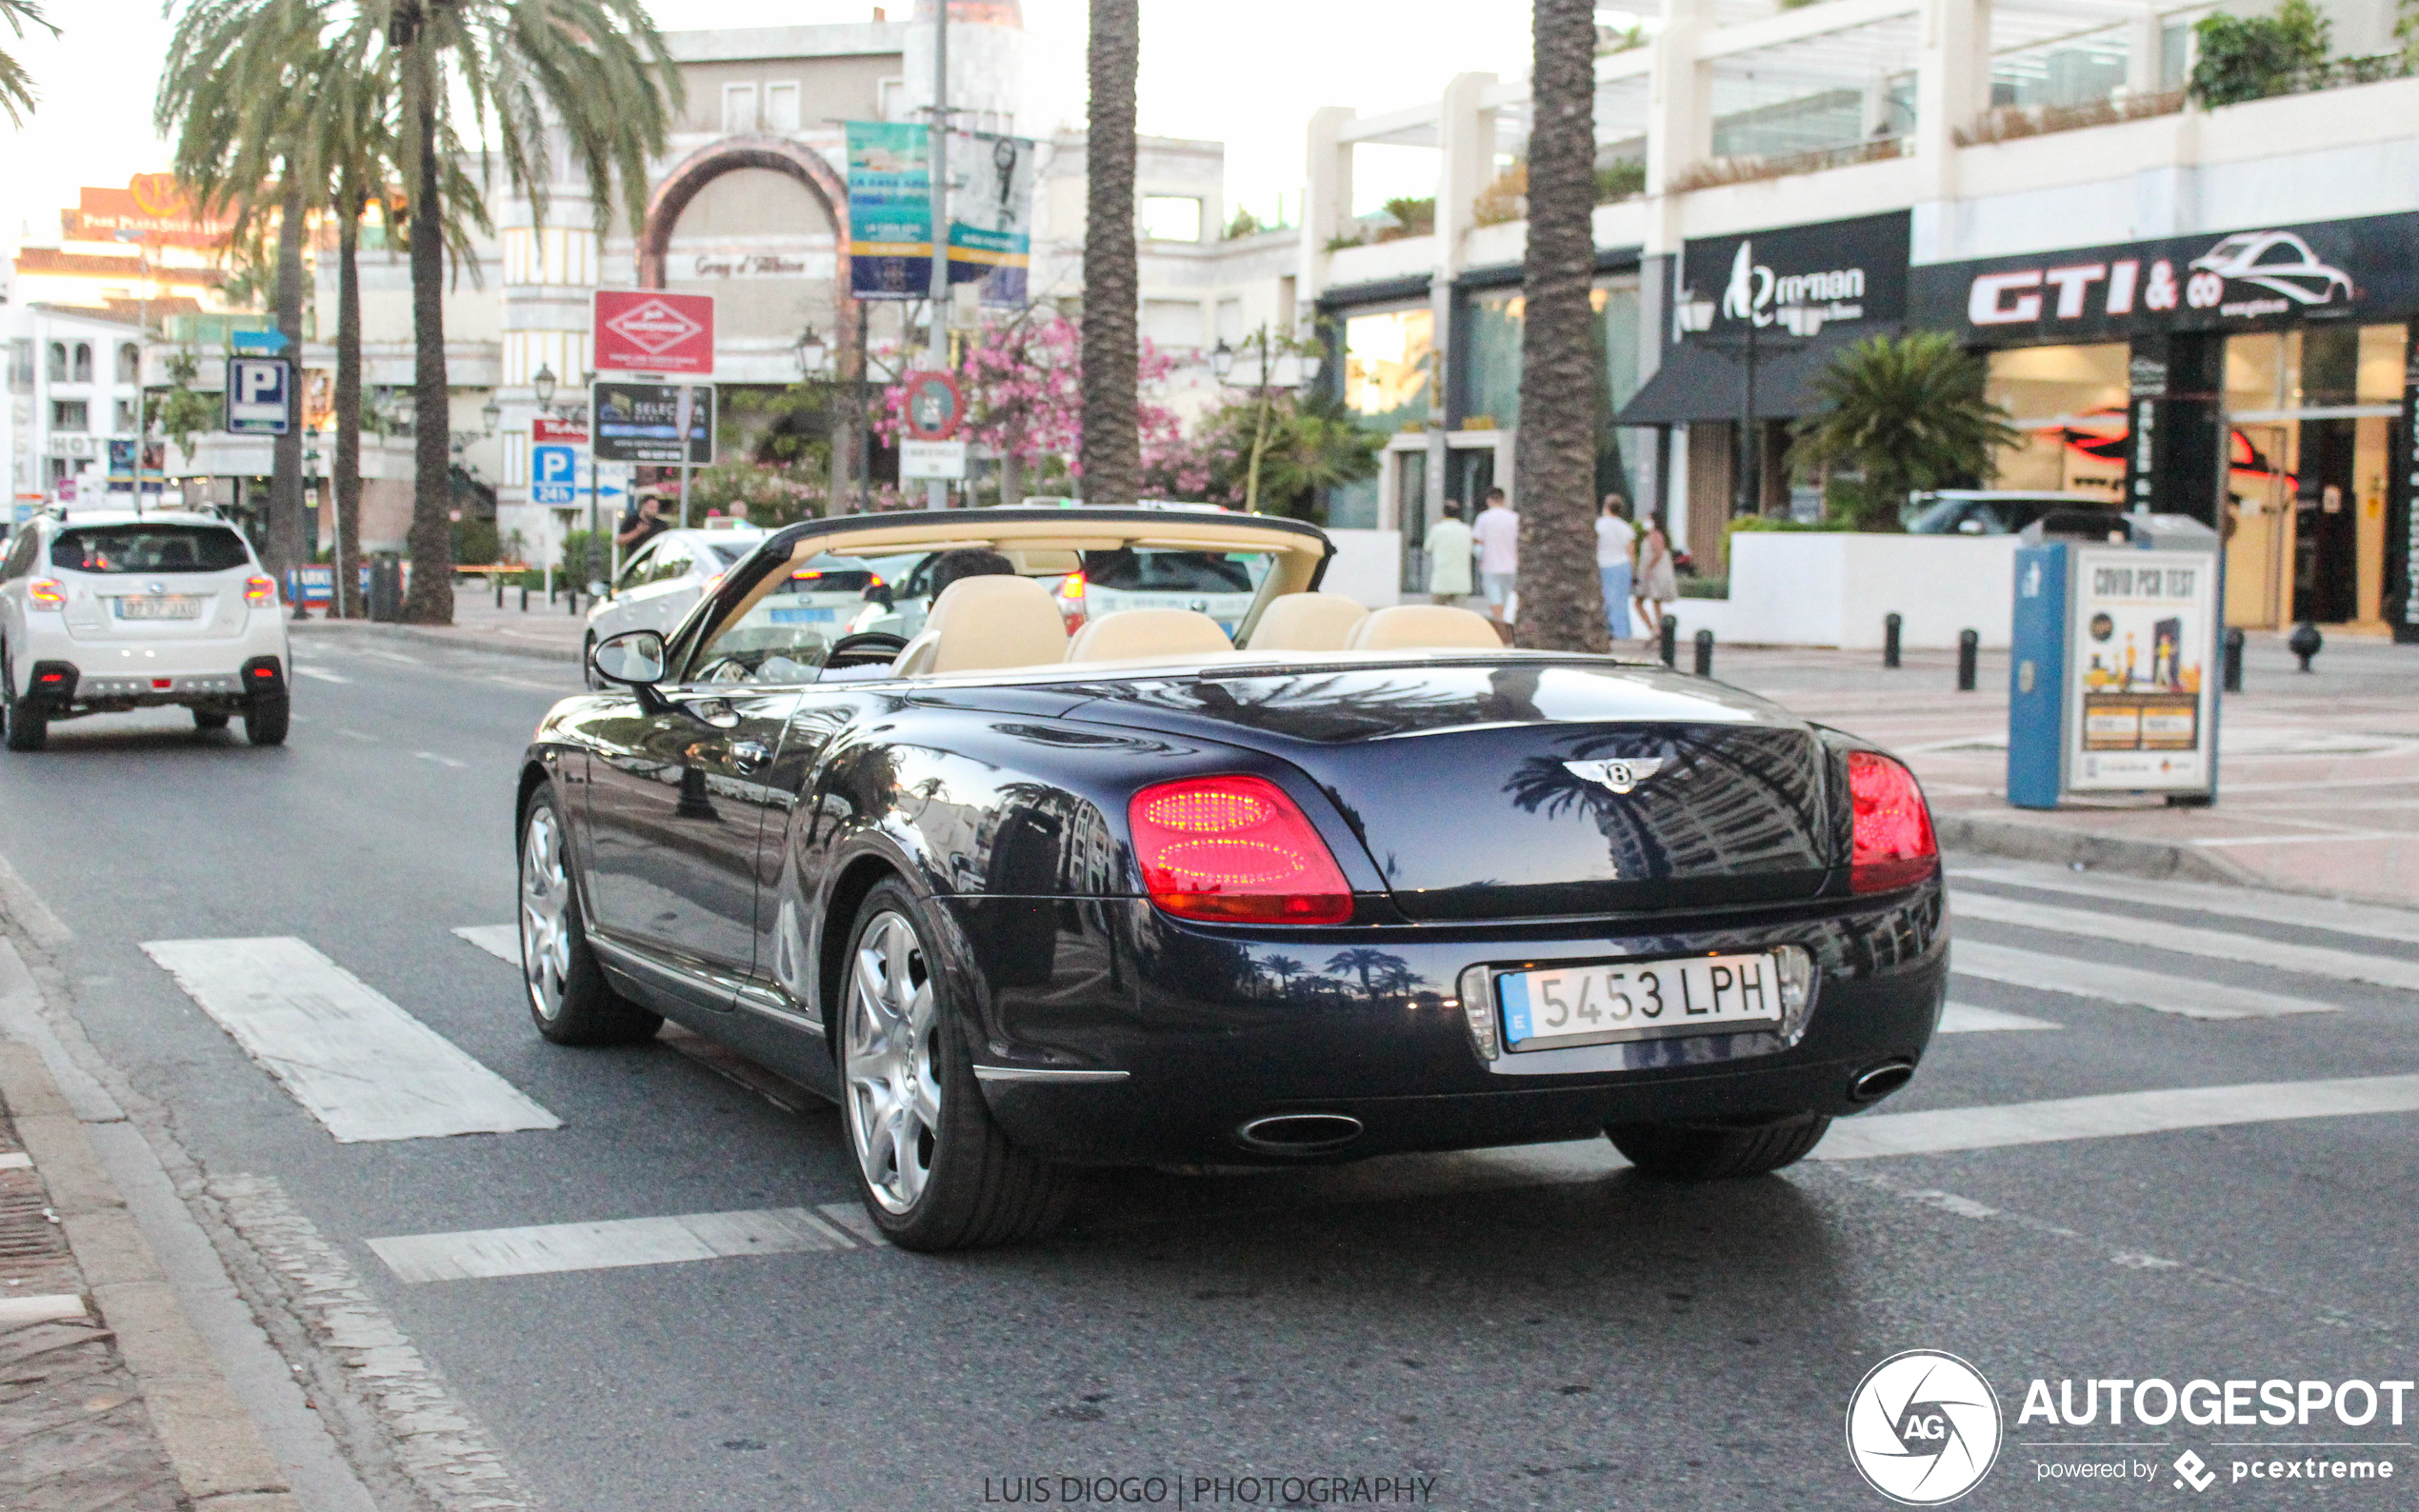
xmin=51 ymin=525 xmax=250 ymax=574
xmin=1081 ymin=548 xmax=1254 ymax=593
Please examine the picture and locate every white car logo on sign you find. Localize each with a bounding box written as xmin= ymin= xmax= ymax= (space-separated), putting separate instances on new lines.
xmin=1564 ymin=757 xmax=1664 ymax=794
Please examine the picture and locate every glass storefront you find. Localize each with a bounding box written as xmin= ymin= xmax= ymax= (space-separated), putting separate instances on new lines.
xmin=1455 ymin=279 xmax=1651 ymax=505
xmin=1329 ymin=304 xmax=1431 ymax=529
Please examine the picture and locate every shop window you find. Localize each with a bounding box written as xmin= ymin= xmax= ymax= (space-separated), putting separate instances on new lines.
xmin=1985 ymin=344 xmax=2129 ymax=499
xmin=1140 ymin=196 xmax=1202 ymax=243
xmin=117 ymin=343 xmax=140 ymax=384
xmin=1330 ymin=305 xmax=1433 ymax=529
xmin=52 ymin=399 xmax=89 ymax=431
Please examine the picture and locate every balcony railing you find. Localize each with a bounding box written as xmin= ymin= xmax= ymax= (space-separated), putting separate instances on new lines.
xmin=1664 ymin=135 xmax=1906 ymax=193
xmin=1953 ymin=89 xmax=2184 ymax=148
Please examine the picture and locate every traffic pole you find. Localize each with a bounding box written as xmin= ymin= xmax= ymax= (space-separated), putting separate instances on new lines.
xmin=925 ymin=0 xmax=950 ymax=510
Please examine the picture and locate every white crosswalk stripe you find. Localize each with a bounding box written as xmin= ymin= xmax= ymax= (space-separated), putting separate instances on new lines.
xmin=1952 ymin=892 xmax=2419 ymax=993
xmin=1937 ymin=1003 xmax=2059 ymax=1034
xmin=143 ymin=937 xmax=560 ymax=1143
xmin=1950 ymin=939 xmax=2336 ymax=1020
xmin=1816 ymin=1072 xmax=2419 ymax=1161
xmin=370 ymin=1204 xmax=886 ymax=1283
xmin=1951 ymin=865 xmax=2419 ymax=947
xmin=452 ymin=925 xmax=519 ymax=964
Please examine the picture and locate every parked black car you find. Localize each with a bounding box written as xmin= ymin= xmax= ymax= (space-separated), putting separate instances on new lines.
xmin=515 ymin=508 xmax=1947 ymax=1249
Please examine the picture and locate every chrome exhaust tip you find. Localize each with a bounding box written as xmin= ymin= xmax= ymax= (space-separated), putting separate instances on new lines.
xmin=1849 ymin=1060 xmax=1916 ymax=1103
xmin=1235 ymin=1113 xmax=1365 ymax=1154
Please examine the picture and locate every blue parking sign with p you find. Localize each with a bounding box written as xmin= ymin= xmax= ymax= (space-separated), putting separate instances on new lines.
xmin=225 ymin=357 xmax=292 ymax=435
xmin=532 ymin=445 xmax=579 ymax=505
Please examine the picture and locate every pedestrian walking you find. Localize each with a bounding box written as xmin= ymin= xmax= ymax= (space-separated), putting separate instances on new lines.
xmin=1596 ymin=494 xmax=1635 ymax=641
xmin=1471 ymin=487 xmax=1519 ymax=622
xmin=615 ymin=492 xmax=669 ymax=552
xmin=1634 ymin=511 xmax=1678 ymax=638
xmin=1426 ymin=501 xmax=1476 ymax=607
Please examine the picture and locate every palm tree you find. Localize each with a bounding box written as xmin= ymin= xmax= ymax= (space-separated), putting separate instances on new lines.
xmin=0 ymin=0 xmax=56 ymax=127
xmin=1079 ymin=0 xmax=1141 ymax=504
xmin=1789 ymin=333 xmax=2022 ymax=530
xmin=1511 ymin=0 xmax=1607 ymax=654
xmin=378 ymin=0 xmax=681 ymax=622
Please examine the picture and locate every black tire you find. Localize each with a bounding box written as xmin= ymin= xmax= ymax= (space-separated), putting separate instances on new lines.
xmin=1606 ymin=1113 xmax=1832 ymax=1181
xmin=193 ymin=709 xmax=232 ymax=730
xmin=3 ymin=650 xmax=45 ymax=753
xmin=517 ymin=787 xmax=661 ymax=1045
xmin=244 ymin=694 xmax=290 ymax=746
xmin=837 ymin=880 xmax=1072 ymax=1251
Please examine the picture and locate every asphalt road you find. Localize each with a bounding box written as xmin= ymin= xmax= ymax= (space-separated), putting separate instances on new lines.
xmin=4 ymin=628 xmax=2417 ymax=1511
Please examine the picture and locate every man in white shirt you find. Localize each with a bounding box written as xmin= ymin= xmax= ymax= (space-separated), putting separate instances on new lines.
xmin=1596 ymin=494 xmax=1636 ymax=640
xmin=1470 ymin=487 xmax=1519 ymax=622
xmin=1425 ymin=501 xmax=1475 ymax=606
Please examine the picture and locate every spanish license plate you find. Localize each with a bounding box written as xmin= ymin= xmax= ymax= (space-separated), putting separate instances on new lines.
xmin=768 ymin=606 xmax=837 ymax=625
xmin=114 ymin=595 xmax=202 ymax=621
xmin=1497 ymin=952 xmax=1784 ymax=1052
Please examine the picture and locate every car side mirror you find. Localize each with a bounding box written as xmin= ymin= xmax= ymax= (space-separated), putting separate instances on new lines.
xmin=591 ymin=628 xmax=667 ymax=686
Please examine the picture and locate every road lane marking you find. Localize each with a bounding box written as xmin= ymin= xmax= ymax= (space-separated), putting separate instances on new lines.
xmin=1952 ymin=893 xmax=2419 ymax=993
xmin=336 ymin=728 xmax=376 ymax=743
xmin=1814 ymin=1072 xmax=2419 ymax=1161
xmin=0 ymin=1294 xmax=90 ymax=1324
xmin=1937 ymin=1003 xmax=2059 ymax=1034
xmin=291 ymin=666 xmax=351 ymax=684
xmin=0 ymin=1150 xmax=30 ymax=1170
xmin=368 ymin=1204 xmax=881 ymax=1283
xmin=452 ymin=925 xmax=518 ymax=963
xmin=140 ymin=937 xmax=560 ymax=1143
xmin=1950 ymin=940 xmax=2337 ymax=1020
xmin=412 ymin=751 xmax=467 ymax=768
xmin=1952 ymin=865 xmax=2419 ymax=947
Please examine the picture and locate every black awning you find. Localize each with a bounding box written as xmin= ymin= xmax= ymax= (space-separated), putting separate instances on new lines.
xmin=1616 ymin=323 xmax=1895 ymax=427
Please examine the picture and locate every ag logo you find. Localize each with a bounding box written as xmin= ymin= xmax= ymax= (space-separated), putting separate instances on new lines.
xmin=1846 ymin=1350 xmax=2002 ymax=1505
xmin=1564 ymin=757 xmax=1664 ymax=795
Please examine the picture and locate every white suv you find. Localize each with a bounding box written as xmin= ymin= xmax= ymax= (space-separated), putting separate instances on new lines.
xmin=0 ymin=508 xmax=293 ymax=750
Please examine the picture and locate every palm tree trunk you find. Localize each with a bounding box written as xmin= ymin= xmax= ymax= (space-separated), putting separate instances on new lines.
xmin=1510 ymin=0 xmax=1607 ymax=653
xmin=267 ymin=171 xmax=307 ymax=592
xmin=334 ymin=187 xmax=365 ymax=618
xmin=1078 ymin=0 xmax=1140 ymax=504
xmin=402 ymin=60 xmax=453 ymax=624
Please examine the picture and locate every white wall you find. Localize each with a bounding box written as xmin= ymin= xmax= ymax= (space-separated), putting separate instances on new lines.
xmin=1665 ymin=532 xmax=2018 ymax=649
xmin=1319 ymin=527 xmax=1402 ymax=609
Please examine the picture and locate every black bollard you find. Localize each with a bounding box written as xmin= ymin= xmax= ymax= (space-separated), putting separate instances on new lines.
xmin=1659 ymin=615 xmax=1677 ymax=668
xmin=1693 ymin=627 xmax=1714 ymax=677
xmin=568 ymin=587 xmax=580 ymax=616
xmin=1883 ymin=612 xmax=1903 ymax=668
xmin=2289 ymin=620 xmax=2323 ymax=672
xmin=2223 ymin=627 xmax=2245 ymax=692
xmin=1956 ymin=628 xmax=1979 ymax=691
xmin=519 ymin=584 xmax=529 ymax=613
xmin=494 ymin=577 xmax=504 ymax=610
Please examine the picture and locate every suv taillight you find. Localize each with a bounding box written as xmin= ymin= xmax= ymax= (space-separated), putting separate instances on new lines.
xmin=1129 ymin=774 xmax=1353 ymax=925
xmin=1848 ymin=750 xmax=1938 ymax=893
xmin=27 ymin=578 xmax=65 ymax=607
xmin=1056 ymin=570 xmax=1087 ymax=633
xmin=244 ymin=574 xmax=276 ymax=605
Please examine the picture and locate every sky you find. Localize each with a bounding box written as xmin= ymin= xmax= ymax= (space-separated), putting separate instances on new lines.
xmin=0 ymin=0 xmax=1536 ymax=247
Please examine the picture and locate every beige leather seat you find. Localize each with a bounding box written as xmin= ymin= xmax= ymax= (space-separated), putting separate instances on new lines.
xmin=1247 ymin=592 xmax=1367 ymax=652
xmin=890 ymin=575 xmax=1070 ymax=676
xmin=1064 ymin=607 xmax=1231 ymax=664
xmin=1345 ymin=604 xmax=1505 ymax=652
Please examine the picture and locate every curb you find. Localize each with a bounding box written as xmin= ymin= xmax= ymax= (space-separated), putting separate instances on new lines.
xmin=290 ymin=616 xmax=582 ymax=666
xmin=1933 ymin=811 xmax=2252 ymax=888
xmin=0 ymin=1041 xmax=303 ymax=1512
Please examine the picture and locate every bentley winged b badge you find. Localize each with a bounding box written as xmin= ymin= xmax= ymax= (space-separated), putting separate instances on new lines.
xmin=1564 ymin=757 xmax=1665 ymax=795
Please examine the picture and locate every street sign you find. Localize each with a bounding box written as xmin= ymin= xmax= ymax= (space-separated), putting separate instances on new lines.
xmin=900 ymin=439 xmax=968 ymax=480
xmin=591 ymin=381 xmax=715 ymax=465
xmin=594 ymin=289 xmax=714 ymax=375
xmin=225 ymin=357 xmax=293 ymax=435
xmin=531 ymin=444 xmax=582 ymax=506
xmin=901 ymin=371 xmax=964 ymax=440
xmin=230 ymin=328 xmax=290 ymax=355
xmin=532 ymin=417 xmax=589 ymax=446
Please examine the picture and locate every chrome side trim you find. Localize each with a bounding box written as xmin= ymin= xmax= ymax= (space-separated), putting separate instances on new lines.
xmin=971 ymin=1065 xmax=1130 ymax=1084
xmin=734 ymin=982 xmax=825 ymax=1038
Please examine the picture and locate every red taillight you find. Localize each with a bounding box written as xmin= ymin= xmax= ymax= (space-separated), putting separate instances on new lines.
xmin=244 ymin=574 xmax=276 ymax=605
xmin=1056 ymin=570 xmax=1087 ymax=632
xmin=27 ymin=578 xmax=66 ymax=607
xmin=1129 ymin=774 xmax=1353 ymax=925
xmin=1849 ymin=750 xmax=1938 ymax=893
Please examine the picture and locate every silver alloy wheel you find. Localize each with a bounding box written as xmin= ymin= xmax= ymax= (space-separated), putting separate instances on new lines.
xmin=844 ymin=910 xmax=942 ymax=1213
xmin=520 ymin=805 xmax=574 ymax=1022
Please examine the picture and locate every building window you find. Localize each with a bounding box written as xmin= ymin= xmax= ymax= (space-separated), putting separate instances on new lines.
xmin=765 ymin=81 xmax=800 ymax=132
xmin=52 ymin=400 xmax=89 ymax=432
xmin=1141 ymin=299 xmax=1203 ymax=351
xmin=115 ymin=399 xmax=138 ymax=432
xmin=47 ymin=342 xmax=66 ymax=382
xmin=117 ymin=343 xmax=140 ymax=384
xmin=72 ymin=343 xmax=92 ymax=383
xmin=7 ymin=339 xmax=30 ymax=395
xmin=1140 ymin=196 xmax=1203 ymax=243
xmin=723 ymin=83 xmax=758 ymax=134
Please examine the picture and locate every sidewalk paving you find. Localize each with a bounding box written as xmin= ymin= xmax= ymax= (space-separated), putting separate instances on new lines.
xmin=302 ymin=589 xmax=2419 ymax=910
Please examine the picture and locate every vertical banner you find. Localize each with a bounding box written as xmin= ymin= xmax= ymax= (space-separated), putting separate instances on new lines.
xmin=846 ymin=122 xmax=932 ymax=301
xmin=950 ymin=132 xmax=1036 ymax=307
xmin=2393 ymin=321 xmax=2419 ymax=642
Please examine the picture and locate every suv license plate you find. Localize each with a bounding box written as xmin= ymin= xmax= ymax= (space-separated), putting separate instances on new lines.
xmin=1497 ymin=952 xmax=1784 ymax=1052
xmin=115 ymin=596 xmax=202 ymax=621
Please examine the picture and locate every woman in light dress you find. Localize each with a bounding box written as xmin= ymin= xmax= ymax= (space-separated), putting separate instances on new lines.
xmin=1633 ymin=512 xmax=1678 ymax=639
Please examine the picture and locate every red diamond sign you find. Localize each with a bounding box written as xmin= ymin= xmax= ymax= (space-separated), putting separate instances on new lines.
xmin=593 ymin=289 xmax=714 ymax=375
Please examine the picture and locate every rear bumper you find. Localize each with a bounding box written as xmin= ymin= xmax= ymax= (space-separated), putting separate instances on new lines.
xmin=942 ymin=882 xmax=1948 ymax=1166
xmin=24 ymin=652 xmax=284 ymax=714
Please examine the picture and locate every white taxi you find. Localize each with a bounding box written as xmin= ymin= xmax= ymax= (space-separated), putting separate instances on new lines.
xmin=0 ymin=508 xmax=293 ymax=750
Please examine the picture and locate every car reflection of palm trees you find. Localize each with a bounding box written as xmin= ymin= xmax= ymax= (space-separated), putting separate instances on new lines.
xmin=1506 ymin=730 xmax=1817 ymax=881
xmin=1326 ymin=947 xmax=1412 ymax=1003
xmin=1263 ymin=955 xmax=1307 ymax=997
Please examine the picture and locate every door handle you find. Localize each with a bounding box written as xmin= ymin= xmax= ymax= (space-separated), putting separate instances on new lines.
xmin=730 ymin=739 xmax=771 ymax=771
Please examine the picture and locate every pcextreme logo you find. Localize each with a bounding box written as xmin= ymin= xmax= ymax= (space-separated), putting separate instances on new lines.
xmin=1846 ymin=1351 xmax=2004 ymax=1505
